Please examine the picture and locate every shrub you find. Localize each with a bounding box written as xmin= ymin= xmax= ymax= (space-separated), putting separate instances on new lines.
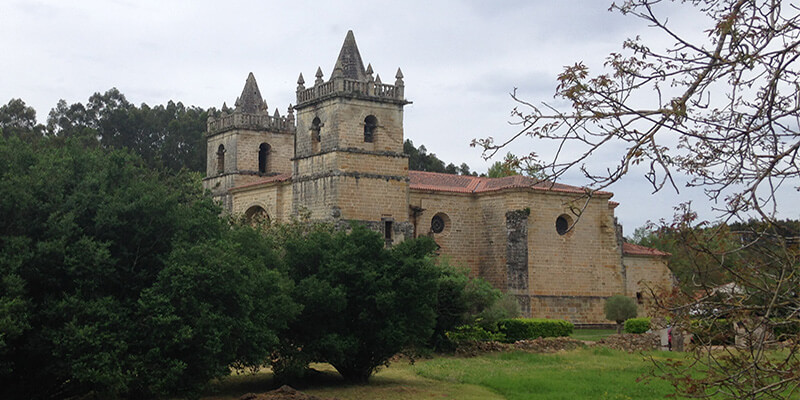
xmin=430 ymin=260 xmax=502 ymax=350
xmin=446 ymin=324 xmax=505 ymax=344
xmin=497 ymin=318 xmax=574 ymax=342
xmin=624 ymin=317 xmax=651 ymax=334
xmin=604 ymin=295 xmax=637 ymax=333
xmin=474 ymin=293 xmax=522 ymax=332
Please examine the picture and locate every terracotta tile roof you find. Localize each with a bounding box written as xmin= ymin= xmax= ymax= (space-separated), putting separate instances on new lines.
xmin=230 ymin=173 xmax=292 ymax=191
xmin=622 ymin=242 xmax=671 ymax=257
xmin=408 ymin=171 xmax=612 ymax=196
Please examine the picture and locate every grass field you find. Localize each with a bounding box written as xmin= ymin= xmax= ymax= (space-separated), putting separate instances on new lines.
xmin=414 ymin=348 xmax=677 ymax=400
xmin=570 ymin=328 xmax=616 ymax=341
xmin=200 ymin=347 xmax=679 ymax=400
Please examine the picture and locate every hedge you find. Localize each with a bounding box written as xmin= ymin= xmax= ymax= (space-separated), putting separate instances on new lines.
xmin=497 ymin=318 xmax=574 ymax=342
xmin=446 ymin=324 xmax=506 ymax=344
xmin=624 ymin=317 xmax=651 ymax=334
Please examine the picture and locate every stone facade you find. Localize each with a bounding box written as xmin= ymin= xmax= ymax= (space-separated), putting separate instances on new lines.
xmin=201 ymin=31 xmax=674 ymax=325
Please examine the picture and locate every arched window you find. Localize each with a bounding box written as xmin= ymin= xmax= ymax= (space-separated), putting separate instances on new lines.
xmin=311 ymin=117 xmax=321 ymax=143
xmin=364 ymin=115 xmax=377 ymax=143
xmin=258 ymin=143 xmax=271 ymax=173
xmin=216 ymin=144 xmax=225 ymax=174
xmin=245 ymin=205 xmax=269 ymax=225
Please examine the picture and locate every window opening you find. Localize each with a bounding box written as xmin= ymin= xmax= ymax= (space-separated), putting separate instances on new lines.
xmin=384 ymin=220 xmax=393 ymax=240
xmin=216 ymin=144 xmax=225 ymax=174
xmin=364 ymin=115 xmax=377 ymax=143
xmin=258 ymin=143 xmax=270 ymax=173
xmin=311 ymin=117 xmax=321 ymax=143
xmin=556 ymin=215 xmax=570 ymax=235
xmin=245 ymin=206 xmax=269 ymax=225
xmin=431 ymin=215 xmax=445 ymax=234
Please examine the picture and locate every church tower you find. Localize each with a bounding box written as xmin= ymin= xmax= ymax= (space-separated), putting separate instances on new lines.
xmin=293 ymin=31 xmax=412 ymax=243
xmin=203 ymin=73 xmax=296 ymax=211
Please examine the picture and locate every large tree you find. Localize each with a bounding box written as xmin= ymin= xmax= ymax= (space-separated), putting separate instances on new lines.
xmin=0 ymin=136 xmax=296 ymax=399
xmin=267 ymin=222 xmax=441 ymax=383
xmin=0 ymin=99 xmax=44 ymax=140
xmin=475 ymin=1 xmax=800 ymax=398
xmin=47 ymin=89 xmax=208 ymax=173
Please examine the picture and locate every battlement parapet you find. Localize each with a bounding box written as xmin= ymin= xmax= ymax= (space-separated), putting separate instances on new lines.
xmin=207 ymin=111 xmax=295 ymax=136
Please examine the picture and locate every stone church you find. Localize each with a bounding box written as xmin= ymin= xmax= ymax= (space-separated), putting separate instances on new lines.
xmin=203 ymin=31 xmax=673 ymax=326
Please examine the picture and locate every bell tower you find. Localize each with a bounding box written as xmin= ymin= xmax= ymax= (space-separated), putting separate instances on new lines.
xmin=203 ymin=72 xmax=295 ymax=211
xmin=293 ymin=31 xmax=412 ymax=243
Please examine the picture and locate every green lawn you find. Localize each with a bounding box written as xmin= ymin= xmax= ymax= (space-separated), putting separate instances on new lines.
xmin=200 ymin=348 xmax=680 ymax=400
xmin=414 ymin=348 xmax=677 ymax=400
xmin=570 ymin=328 xmax=616 ymax=341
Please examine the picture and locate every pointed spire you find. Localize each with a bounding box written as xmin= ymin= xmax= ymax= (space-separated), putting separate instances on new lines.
xmin=332 ymin=59 xmax=344 ymax=79
xmin=365 ymin=63 xmax=373 ymax=76
xmin=375 ymin=74 xmax=382 ymax=85
xmin=315 ymin=67 xmax=324 ymax=85
xmin=273 ymin=108 xmax=280 ymax=118
xmin=297 ymin=73 xmax=305 ymax=85
xmin=333 ymin=30 xmax=367 ymax=81
xmin=395 ymin=67 xmax=404 ymax=86
xmin=222 ymin=102 xmax=230 ymax=113
xmin=236 ymin=72 xmax=266 ymax=114
xmin=287 ymin=104 xmax=295 ymax=123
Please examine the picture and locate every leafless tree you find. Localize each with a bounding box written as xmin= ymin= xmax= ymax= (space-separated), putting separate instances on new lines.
xmin=474 ymin=1 xmax=800 ymax=398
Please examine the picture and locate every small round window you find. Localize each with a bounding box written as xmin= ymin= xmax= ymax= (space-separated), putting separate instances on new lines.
xmin=431 ymin=215 xmax=445 ymax=234
xmin=555 ymin=215 xmax=571 ymax=235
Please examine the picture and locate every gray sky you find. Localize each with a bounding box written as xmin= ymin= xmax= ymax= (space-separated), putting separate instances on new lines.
xmin=2 ymin=0 xmax=797 ymax=232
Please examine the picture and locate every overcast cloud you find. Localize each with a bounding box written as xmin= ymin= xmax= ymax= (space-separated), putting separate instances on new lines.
xmin=1 ymin=0 xmax=797 ymax=232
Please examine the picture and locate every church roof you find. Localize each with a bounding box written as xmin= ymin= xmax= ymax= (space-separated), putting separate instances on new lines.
xmin=235 ymin=72 xmax=267 ymax=114
xmin=408 ymin=171 xmax=612 ymax=196
xmin=333 ymin=30 xmax=367 ymax=81
xmin=622 ymin=242 xmax=671 ymax=257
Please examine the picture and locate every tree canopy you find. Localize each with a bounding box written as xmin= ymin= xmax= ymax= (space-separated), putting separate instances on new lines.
xmin=404 ymin=139 xmax=477 ymax=176
xmin=0 ymin=136 xmax=297 ymax=399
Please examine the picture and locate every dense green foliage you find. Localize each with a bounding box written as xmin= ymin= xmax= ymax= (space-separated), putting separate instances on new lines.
xmin=445 ymin=325 xmax=506 ymax=344
xmin=1 ymin=92 xmax=208 ymax=173
xmin=0 ymin=137 xmax=297 ymax=399
xmin=0 ymin=99 xmax=44 ymax=140
xmin=497 ymin=319 xmax=574 ymax=342
xmin=430 ymin=260 xmax=514 ymax=350
xmin=604 ymin=295 xmax=637 ymax=333
xmin=269 ymin=223 xmax=442 ymax=383
xmin=623 ymin=318 xmax=651 ymax=334
xmin=404 ymin=139 xmax=475 ymax=175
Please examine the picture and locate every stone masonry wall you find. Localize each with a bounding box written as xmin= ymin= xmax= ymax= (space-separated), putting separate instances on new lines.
xmin=409 ymin=191 xmax=480 ymax=276
xmin=295 ymin=98 xmax=404 ymax=158
xmin=411 ymin=188 xmax=627 ymax=325
xmin=624 ymin=255 xmax=673 ymax=315
xmin=525 ymin=192 xmax=624 ymax=325
xmin=336 ymin=176 xmax=409 ymax=222
xmin=231 ymin=181 xmax=292 ymax=223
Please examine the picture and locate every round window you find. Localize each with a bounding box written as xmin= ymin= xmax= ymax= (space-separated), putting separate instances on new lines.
xmin=556 ymin=215 xmax=570 ymax=235
xmin=431 ymin=215 xmax=445 ymax=234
